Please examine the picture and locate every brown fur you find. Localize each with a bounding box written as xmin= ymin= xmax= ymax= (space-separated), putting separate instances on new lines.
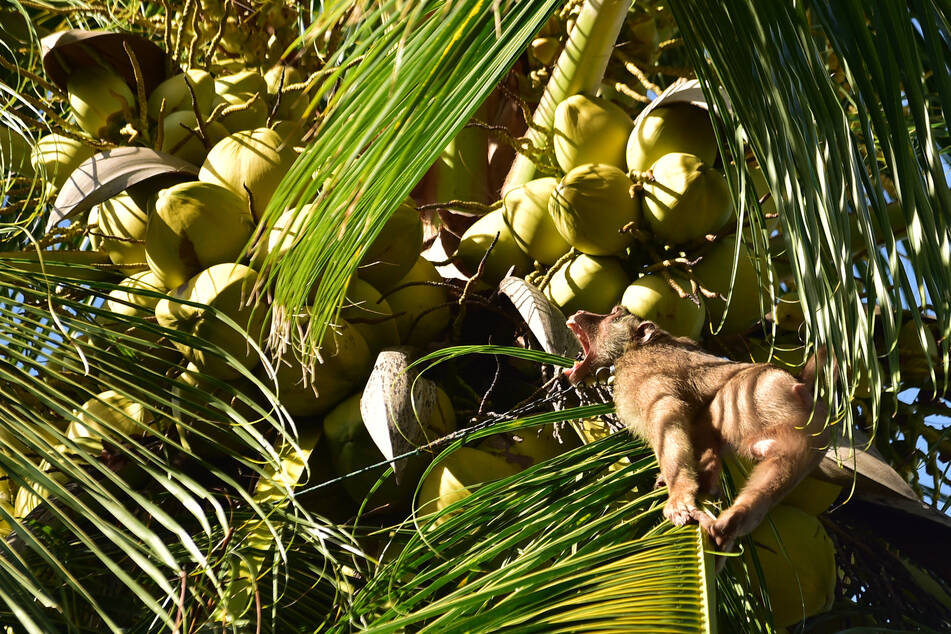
xmin=566 ymin=306 xmax=828 ymax=554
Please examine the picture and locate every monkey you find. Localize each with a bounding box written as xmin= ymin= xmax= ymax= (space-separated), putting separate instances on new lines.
xmin=564 ymin=305 xmax=828 ymax=554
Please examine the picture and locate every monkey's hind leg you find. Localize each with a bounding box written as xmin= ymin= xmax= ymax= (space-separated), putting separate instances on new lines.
xmin=706 ymin=426 xmax=819 ymax=552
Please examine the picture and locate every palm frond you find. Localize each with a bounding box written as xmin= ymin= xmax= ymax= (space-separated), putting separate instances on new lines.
xmin=341 ymin=429 xmax=719 ymax=633
xmin=262 ymin=0 xmax=560 ymax=362
xmin=670 ymin=0 xmax=951 ymax=440
xmin=0 ymin=263 xmax=359 ymax=630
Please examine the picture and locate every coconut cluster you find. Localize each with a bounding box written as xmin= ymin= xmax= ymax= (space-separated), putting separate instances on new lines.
xmin=442 ymin=84 xmax=842 ymax=626
xmin=8 ymin=19 xmax=471 ymax=524
xmin=35 ymin=61 xmax=312 ymax=197
xmin=453 ymin=93 xmax=765 ymax=340
xmin=6 ymin=8 xmax=845 ymax=612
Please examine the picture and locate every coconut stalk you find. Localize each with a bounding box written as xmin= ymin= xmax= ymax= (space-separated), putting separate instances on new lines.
xmin=503 ymin=0 xmax=632 ymax=192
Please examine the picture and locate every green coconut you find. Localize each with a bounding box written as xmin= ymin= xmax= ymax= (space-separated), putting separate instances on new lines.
xmin=270 ymin=120 xmax=306 ymax=149
xmin=340 ymin=276 xmax=400 ymax=354
xmin=549 ymin=163 xmax=641 ymax=256
xmin=641 ymin=152 xmax=732 ymax=244
xmin=898 ymin=319 xmax=940 ymax=375
xmin=199 ymin=127 xmax=298 ymax=220
xmin=745 ymin=340 xmax=808 ymax=375
xmin=267 ymin=316 xmax=372 ymax=418
xmin=620 ymin=274 xmax=705 ymax=339
xmin=67 ymin=66 xmax=134 ymax=140
xmin=774 ymin=291 xmax=805 ymax=333
xmin=357 ymin=198 xmax=423 ymax=289
xmin=693 ymin=235 xmax=765 ymax=334
xmin=217 ymin=17 xmax=249 ymax=55
xmin=155 ymin=263 xmax=266 ymax=378
xmin=147 ymin=69 xmax=215 ymax=120
xmin=87 ymin=206 xmax=101 ymax=250
xmin=724 ymin=457 xmax=841 ymax=517
xmin=741 ymin=504 xmax=836 ymax=627
xmin=0 ymin=469 xmax=14 ymax=536
xmin=543 ymin=253 xmax=629 ymax=315
xmin=0 ymin=469 xmax=15 ymax=507
xmin=479 ymin=423 xmax=580 ymax=469
xmin=293 ymin=431 xmax=357 ymax=522
xmin=0 ymin=125 xmax=33 ymax=175
xmin=570 ymin=419 xmax=631 ymax=476
xmin=552 ymin=94 xmax=633 ymax=173
xmin=322 ymin=392 xmax=405 ymax=505
xmin=284 ymin=359 xmax=353 ymax=419
xmin=622 ymin=10 xmax=659 ymax=61
xmin=783 ymin=477 xmax=843 ymax=516
xmin=30 ymin=133 xmax=96 ymax=190
xmin=264 ymin=65 xmax=308 ymax=120
xmin=98 ymin=271 xmax=182 ymax=369
xmin=14 ymin=457 xmax=69 ymax=519
xmin=501 ymin=177 xmax=570 ymax=265
xmin=748 ymin=163 xmax=778 ymax=220
xmin=67 ymin=389 xmax=155 ymax=441
xmin=379 ymin=256 xmax=450 ymax=347
xmin=311 ymin=317 xmax=373 ymax=384
xmin=626 ymin=103 xmax=718 ymax=172
xmin=529 ymin=36 xmax=561 ymax=66
xmin=212 ymin=91 xmax=270 ymax=134
xmin=325 ymin=386 xmax=456 ymax=507
xmin=214 ymin=70 xmax=268 ymax=98
xmin=172 ymin=362 xmax=269 ymax=458
xmin=416 ymin=446 xmax=521 ymax=523
xmin=264 ymin=65 xmax=302 ymax=95
xmin=454 ymin=209 xmax=533 ymax=286
xmin=251 ymin=204 xmax=317 ymax=270
xmin=145 ymin=180 xmax=255 ymax=289
xmin=94 ymin=191 xmax=148 ymax=273
xmin=159 ymin=110 xmax=228 ymax=166
xmin=106 ymin=270 xmax=167 ymax=317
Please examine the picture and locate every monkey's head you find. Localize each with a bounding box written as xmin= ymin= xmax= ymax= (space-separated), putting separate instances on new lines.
xmin=564 ymin=305 xmax=661 ymax=384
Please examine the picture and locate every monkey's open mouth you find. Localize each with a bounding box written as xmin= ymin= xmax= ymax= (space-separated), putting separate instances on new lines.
xmin=566 ymin=317 xmax=590 ymax=355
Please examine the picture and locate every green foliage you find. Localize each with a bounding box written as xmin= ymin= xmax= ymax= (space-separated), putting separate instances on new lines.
xmin=342 ymin=429 xmax=717 ymax=633
xmin=261 ymin=0 xmax=561 ymax=366
xmin=671 ymin=0 xmax=951 ymax=440
xmin=1 ymin=0 xmax=951 ymax=630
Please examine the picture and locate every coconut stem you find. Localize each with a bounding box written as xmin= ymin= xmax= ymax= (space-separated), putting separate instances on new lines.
xmin=503 ymin=0 xmax=631 ymax=193
xmin=122 ymin=41 xmax=151 ymax=145
xmin=204 ymin=0 xmax=230 ymax=71
xmin=536 ymin=247 xmax=577 ymax=292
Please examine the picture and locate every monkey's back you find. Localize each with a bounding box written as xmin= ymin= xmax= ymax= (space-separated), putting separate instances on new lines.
xmin=612 ymin=340 xmax=819 ymax=452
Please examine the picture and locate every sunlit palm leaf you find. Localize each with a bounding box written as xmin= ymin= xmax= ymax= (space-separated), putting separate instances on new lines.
xmin=671 ymin=0 xmax=951 ymax=440
xmin=0 ymin=262 xmax=357 ymax=630
xmin=263 ymin=0 xmax=561 ymax=362
xmin=339 ymin=427 xmax=719 ymax=633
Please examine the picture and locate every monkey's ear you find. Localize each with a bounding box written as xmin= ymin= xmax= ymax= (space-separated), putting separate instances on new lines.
xmin=634 ymin=321 xmax=657 ymax=344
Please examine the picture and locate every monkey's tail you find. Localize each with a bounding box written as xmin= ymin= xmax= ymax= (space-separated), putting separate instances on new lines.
xmin=795 ymin=346 xmax=838 ymax=412
xmin=798 ymin=346 xmax=827 ymax=391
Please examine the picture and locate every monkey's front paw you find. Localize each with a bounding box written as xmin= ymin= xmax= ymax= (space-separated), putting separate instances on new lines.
xmin=663 ymin=496 xmax=698 ymax=527
xmin=654 ymin=474 xmax=667 ymax=490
